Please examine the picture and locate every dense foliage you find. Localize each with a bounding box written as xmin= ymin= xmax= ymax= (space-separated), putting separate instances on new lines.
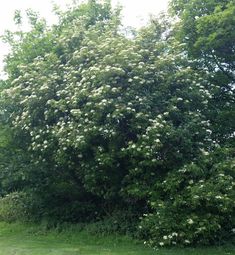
xmin=138 ymin=148 xmax=235 ymax=246
xmin=0 ymin=0 xmax=234 ymax=248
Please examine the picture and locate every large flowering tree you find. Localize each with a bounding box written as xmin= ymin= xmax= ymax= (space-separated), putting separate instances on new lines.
xmin=2 ymin=8 xmax=210 ymax=194
xmin=0 ymin=0 xmax=234 ymax=246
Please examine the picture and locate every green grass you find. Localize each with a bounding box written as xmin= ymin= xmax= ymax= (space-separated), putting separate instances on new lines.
xmin=0 ymin=222 xmax=234 ymax=255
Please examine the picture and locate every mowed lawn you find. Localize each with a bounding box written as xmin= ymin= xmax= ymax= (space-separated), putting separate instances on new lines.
xmin=0 ymin=222 xmax=234 ymax=255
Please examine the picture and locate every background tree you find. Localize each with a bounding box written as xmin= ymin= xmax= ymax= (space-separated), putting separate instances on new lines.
xmin=170 ymin=0 xmax=235 ymax=146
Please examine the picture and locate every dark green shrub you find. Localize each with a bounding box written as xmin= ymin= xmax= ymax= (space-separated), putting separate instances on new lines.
xmin=0 ymin=192 xmax=31 ymax=222
xmin=84 ymin=210 xmax=139 ymax=236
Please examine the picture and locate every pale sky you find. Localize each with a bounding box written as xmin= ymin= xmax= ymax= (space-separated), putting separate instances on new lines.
xmin=0 ymin=0 xmax=169 ymax=77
